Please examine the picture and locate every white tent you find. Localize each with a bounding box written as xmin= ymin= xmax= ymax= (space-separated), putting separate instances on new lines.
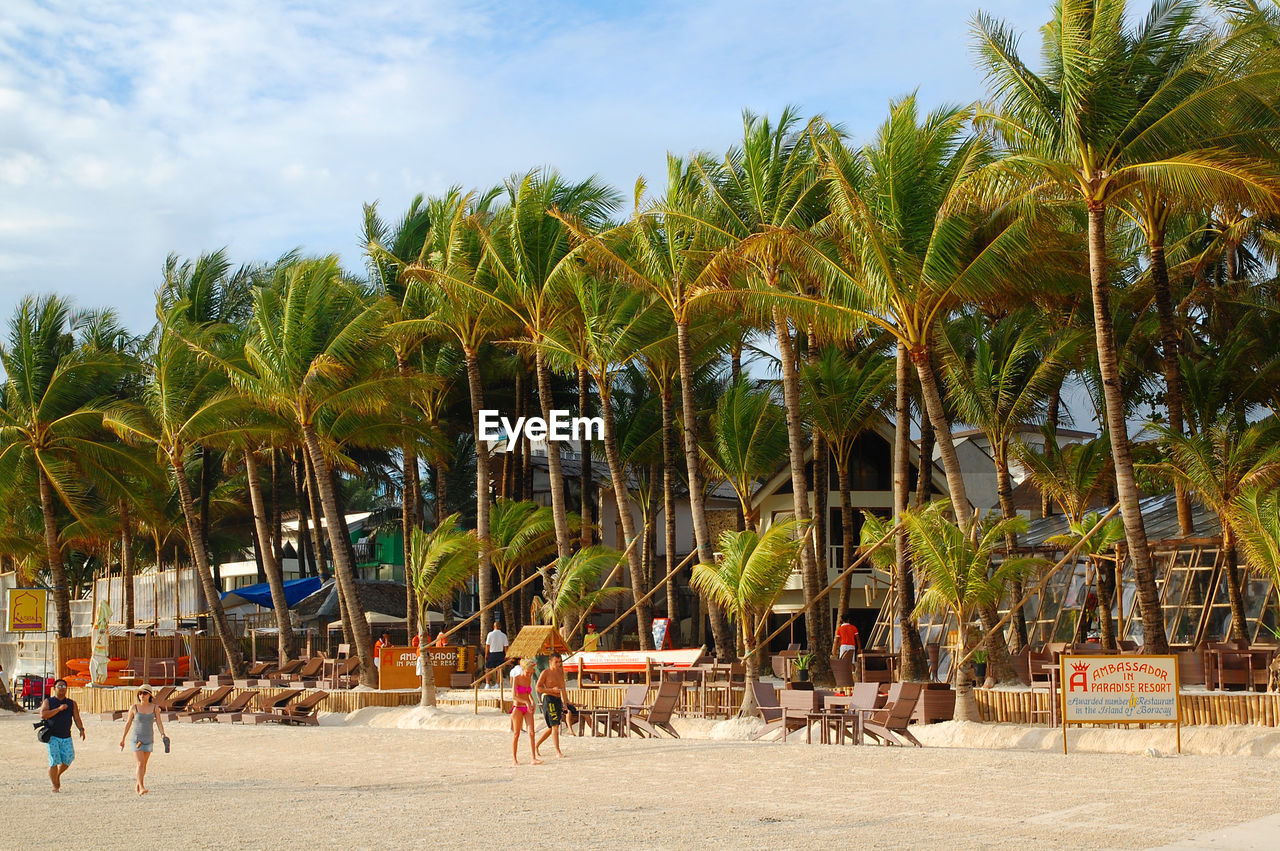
xmin=327 ymin=610 xmax=442 ymax=631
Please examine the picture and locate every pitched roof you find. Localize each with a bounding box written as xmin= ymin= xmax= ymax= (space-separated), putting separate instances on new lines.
xmin=507 ymin=625 xmax=571 ymax=659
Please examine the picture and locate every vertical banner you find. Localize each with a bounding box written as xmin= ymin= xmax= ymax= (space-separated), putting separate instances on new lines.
xmin=6 ymin=588 xmax=48 ymax=632
xmin=651 ymin=617 xmax=671 ymax=650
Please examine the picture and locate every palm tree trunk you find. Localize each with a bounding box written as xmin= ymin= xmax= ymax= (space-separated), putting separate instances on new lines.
xmin=245 ymin=449 xmax=296 ymax=661
xmin=1088 ymin=203 xmax=1168 ymax=653
xmin=302 ymin=451 xmax=331 ymax=581
xmin=814 ymin=433 xmax=830 ymax=586
xmin=676 ymin=319 xmax=734 ymax=659
xmin=1096 ymin=557 xmax=1117 ymax=651
xmin=464 ymin=346 xmax=495 ymax=636
xmin=737 ymin=613 xmax=762 ymax=717
xmin=1043 ymin=382 xmax=1061 ymax=519
xmin=915 ymin=413 xmax=934 ymax=507
xmin=1150 ymin=236 xmax=1193 ymax=536
xmin=894 ymin=343 xmax=928 ymax=680
xmin=600 ymin=381 xmax=653 ymax=649
xmin=301 ymin=425 xmax=376 ymax=687
xmin=38 ymin=469 xmax=72 ymax=638
xmin=170 ymin=454 xmax=246 ymax=676
xmin=911 ymin=343 xmax=972 ymax=529
xmin=120 ymin=499 xmax=135 ymax=630
xmin=419 ymin=624 xmax=438 ymax=707
xmin=994 ymin=444 xmax=1028 ymax=653
xmin=294 ymin=455 xmax=314 ymax=578
xmin=661 ymin=379 xmax=680 ymax=634
xmin=199 ymin=446 xmax=220 ymax=588
xmin=952 ymin=620 xmax=979 ymax=722
xmin=837 ymin=458 xmax=854 ymax=619
xmin=773 ymin=307 xmax=830 ymax=681
xmin=402 ymin=439 xmax=419 ymax=638
xmin=1222 ymin=529 xmax=1248 ymax=641
xmin=270 ymin=451 xmax=284 ymax=569
xmin=578 ymin=366 xmax=593 ymax=548
xmin=535 ymin=348 xmax=573 ymax=564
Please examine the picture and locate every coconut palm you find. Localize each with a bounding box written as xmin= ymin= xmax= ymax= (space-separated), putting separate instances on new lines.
xmin=970 ymin=0 xmax=1280 ymax=652
xmin=1230 ymin=486 xmax=1280 ymax=589
xmin=705 ymin=378 xmax=788 ymax=531
xmin=1154 ymin=418 xmax=1280 ymax=639
xmin=0 ymin=295 xmax=145 ymax=636
xmin=488 ymin=498 xmax=558 ymax=632
xmin=801 ymin=345 xmax=895 ymax=619
xmin=1046 ymin=511 xmax=1127 ymax=648
xmin=539 ymin=545 xmax=627 ymax=638
xmin=478 ymin=169 xmax=622 ymax=563
xmin=196 ymin=257 xmax=403 ymax=686
xmin=407 ymin=515 xmax=479 ymax=707
xmin=692 ymin=518 xmax=807 ymax=716
xmin=940 ymin=309 xmax=1073 ymax=649
xmin=908 ymin=501 xmax=1044 ymax=721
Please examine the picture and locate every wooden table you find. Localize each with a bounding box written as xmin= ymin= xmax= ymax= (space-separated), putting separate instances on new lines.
xmin=806 ymin=709 xmax=864 ymax=745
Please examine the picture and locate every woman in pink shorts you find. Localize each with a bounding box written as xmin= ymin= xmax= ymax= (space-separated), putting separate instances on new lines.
xmin=510 ymin=658 xmax=541 ymax=766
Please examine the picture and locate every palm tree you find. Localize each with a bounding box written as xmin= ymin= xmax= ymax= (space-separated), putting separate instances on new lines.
xmin=1230 ymin=486 xmax=1280 ymax=594
xmin=407 ymin=516 xmax=478 ymax=707
xmin=941 ymin=309 xmax=1072 ymax=650
xmin=801 ymin=346 xmax=894 ymax=620
xmin=1154 ymin=418 xmax=1280 ymax=639
xmin=104 ymin=306 xmax=250 ymax=675
xmin=1015 ymin=432 xmax=1115 ymax=524
xmin=692 ymin=518 xmax=806 ymax=716
xmin=705 ymin=378 xmax=788 ymax=530
xmin=200 ymin=257 xmax=403 ymax=686
xmin=488 ymin=498 xmax=558 ymax=632
xmin=908 ymin=501 xmax=1044 ymax=721
xmin=970 ymin=0 xmax=1280 ymax=652
xmin=0 ymin=295 xmax=142 ymax=636
xmin=1046 ymin=511 xmax=1127 ymax=648
xmin=539 ymin=545 xmax=627 ymax=639
xmin=479 ymin=169 xmax=622 ymax=563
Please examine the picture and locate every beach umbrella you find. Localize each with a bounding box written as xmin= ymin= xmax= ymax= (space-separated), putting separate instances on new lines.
xmin=89 ymin=601 xmax=112 ymax=686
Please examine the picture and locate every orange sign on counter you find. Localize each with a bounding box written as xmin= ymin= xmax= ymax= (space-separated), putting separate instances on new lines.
xmin=379 ymin=646 xmax=475 ymax=689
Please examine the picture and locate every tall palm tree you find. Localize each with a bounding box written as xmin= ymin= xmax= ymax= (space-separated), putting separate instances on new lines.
xmin=801 ymin=346 xmax=895 ymax=619
xmin=1046 ymin=511 xmax=1127 ymax=648
xmin=1154 ymin=418 xmax=1280 ymax=639
xmin=941 ymin=310 xmax=1073 ymax=650
xmin=199 ymin=257 xmax=404 ymax=686
xmin=488 ymin=498 xmax=558 ymax=632
xmin=479 ymin=169 xmax=622 ymax=563
xmin=692 ymin=519 xmax=806 ymax=716
xmin=0 ymin=295 xmax=141 ymax=636
xmin=407 ymin=516 xmax=478 ymax=707
xmin=705 ymin=378 xmax=788 ymax=531
xmin=908 ymin=501 xmax=1043 ymax=721
xmin=971 ymin=0 xmax=1280 ymax=652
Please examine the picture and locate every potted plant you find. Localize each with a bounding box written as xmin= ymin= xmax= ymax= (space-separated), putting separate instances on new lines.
xmin=972 ymin=649 xmax=988 ymax=682
xmin=792 ymin=652 xmax=814 ymax=683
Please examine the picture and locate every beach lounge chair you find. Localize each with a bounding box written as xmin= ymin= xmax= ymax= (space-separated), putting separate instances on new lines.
xmin=214 ymin=690 xmax=263 ymax=724
xmin=255 ymin=690 xmax=329 ymax=726
xmin=155 ymin=686 xmax=203 ymax=716
xmin=626 ymin=679 xmax=681 ymax=739
xmin=100 ymin=686 xmax=176 ymax=721
xmin=183 ymin=688 xmax=257 ymax=722
xmin=861 ymin=682 xmax=924 ymax=747
xmin=290 ymin=656 xmax=326 ymax=685
xmin=171 ymin=686 xmax=233 ymax=721
xmin=751 ymin=684 xmax=814 ymax=741
xmin=334 ymin=657 xmax=361 ymax=689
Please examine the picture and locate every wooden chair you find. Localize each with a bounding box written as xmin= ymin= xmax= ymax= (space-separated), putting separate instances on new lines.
xmin=100 ymin=685 xmax=176 ymax=721
xmin=751 ymin=685 xmax=816 ymax=741
xmin=1206 ymin=646 xmax=1271 ymax=692
xmin=861 ymin=682 xmax=924 ymax=747
xmin=214 ymin=690 xmax=264 ymax=724
xmin=156 ymin=686 xmax=203 ymax=714
xmin=170 ymin=686 xmax=233 ymax=721
xmin=290 ymin=656 xmax=326 ymax=685
xmin=627 ymin=680 xmax=682 ymax=738
xmin=830 ymin=654 xmax=855 ymax=688
xmin=255 ymin=690 xmax=329 ymax=726
xmin=188 ymin=689 xmax=258 ymax=722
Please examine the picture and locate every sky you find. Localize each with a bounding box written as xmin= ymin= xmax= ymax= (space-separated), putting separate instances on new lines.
xmin=0 ymin=0 xmax=1051 ymax=335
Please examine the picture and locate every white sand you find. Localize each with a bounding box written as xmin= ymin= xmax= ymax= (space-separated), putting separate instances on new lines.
xmin=4 ymin=708 xmax=1279 ymax=849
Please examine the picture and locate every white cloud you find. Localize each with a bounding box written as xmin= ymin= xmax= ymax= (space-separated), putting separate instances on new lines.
xmin=0 ymin=0 xmax=1048 ymax=333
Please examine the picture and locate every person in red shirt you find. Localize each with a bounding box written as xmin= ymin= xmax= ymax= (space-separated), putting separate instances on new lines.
xmin=374 ymin=633 xmax=390 ymax=669
xmin=832 ymin=612 xmax=860 ymax=660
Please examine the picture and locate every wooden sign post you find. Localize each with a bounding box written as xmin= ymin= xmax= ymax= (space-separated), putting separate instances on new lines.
xmin=1060 ymin=654 xmax=1181 ymax=754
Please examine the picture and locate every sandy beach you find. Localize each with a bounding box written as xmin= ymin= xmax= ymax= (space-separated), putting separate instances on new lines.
xmin=4 ymin=706 xmax=1280 ymax=850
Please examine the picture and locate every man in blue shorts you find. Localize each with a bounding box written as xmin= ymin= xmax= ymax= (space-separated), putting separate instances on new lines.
xmin=41 ymin=679 xmax=85 ymax=792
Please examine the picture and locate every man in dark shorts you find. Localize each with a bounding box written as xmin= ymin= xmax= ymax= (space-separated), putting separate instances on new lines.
xmin=483 ymin=623 xmax=508 ymax=688
xmin=40 ymin=678 xmax=85 ymax=792
xmin=535 ymin=653 xmax=572 ymax=758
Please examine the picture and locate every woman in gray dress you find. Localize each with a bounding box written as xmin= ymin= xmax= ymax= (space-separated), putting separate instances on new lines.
xmin=119 ymin=683 xmax=167 ymax=795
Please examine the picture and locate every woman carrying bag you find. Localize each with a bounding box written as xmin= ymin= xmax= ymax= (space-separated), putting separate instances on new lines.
xmin=120 ymin=684 xmax=169 ymax=795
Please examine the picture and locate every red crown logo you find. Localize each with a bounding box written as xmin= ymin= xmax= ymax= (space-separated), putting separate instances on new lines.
xmin=1072 ymin=662 xmax=1090 ymax=673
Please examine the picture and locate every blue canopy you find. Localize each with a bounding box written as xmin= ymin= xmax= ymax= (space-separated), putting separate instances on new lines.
xmin=221 ymin=577 xmax=322 ymax=610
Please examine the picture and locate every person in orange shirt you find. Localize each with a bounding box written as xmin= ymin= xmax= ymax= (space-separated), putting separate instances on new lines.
xmin=832 ymin=612 xmax=860 ymax=660
xmin=433 ymin=627 xmax=448 ymax=647
xmin=374 ymin=633 xmax=390 ymax=669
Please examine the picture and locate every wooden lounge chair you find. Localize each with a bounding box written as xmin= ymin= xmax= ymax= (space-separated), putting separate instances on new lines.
xmin=861 ymin=682 xmax=924 ymax=747
xmin=183 ymin=688 xmax=256 ymax=722
xmin=334 ymin=657 xmax=361 ymax=689
xmin=265 ymin=659 xmax=306 ymax=683
xmin=290 ymin=656 xmax=326 ymax=685
xmin=100 ymin=686 xmax=175 ymax=721
xmin=156 ymin=686 xmax=203 ymax=715
xmin=213 ymin=690 xmax=264 ymax=724
xmin=255 ymin=690 xmax=329 ymax=726
xmin=171 ymin=686 xmax=233 ymax=721
xmin=751 ymin=684 xmax=815 ymax=741
xmin=626 ymin=680 xmax=682 ymax=739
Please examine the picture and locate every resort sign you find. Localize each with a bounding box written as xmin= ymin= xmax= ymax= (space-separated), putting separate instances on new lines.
xmin=6 ymin=588 xmax=48 ymax=632
xmin=1060 ymin=654 xmax=1181 ymax=754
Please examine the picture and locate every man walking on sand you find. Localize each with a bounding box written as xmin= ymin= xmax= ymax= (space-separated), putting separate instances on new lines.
xmin=484 ymin=623 xmax=508 ymax=688
xmin=536 ymin=653 xmax=570 ymax=758
xmin=40 ymin=679 xmax=85 ymax=792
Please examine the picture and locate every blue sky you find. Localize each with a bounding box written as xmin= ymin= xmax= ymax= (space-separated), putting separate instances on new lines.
xmin=0 ymin=0 xmax=1051 ymax=334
